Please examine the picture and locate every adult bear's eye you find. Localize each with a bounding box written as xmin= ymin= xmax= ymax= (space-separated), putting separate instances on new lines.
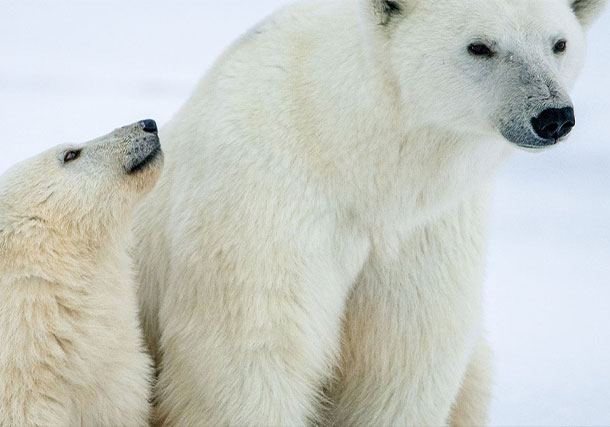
xmin=64 ymin=150 xmax=81 ymax=163
xmin=553 ymin=39 xmax=567 ymax=54
xmin=468 ymin=43 xmax=494 ymax=58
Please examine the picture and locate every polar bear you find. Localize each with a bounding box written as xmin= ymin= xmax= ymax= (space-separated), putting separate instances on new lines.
xmin=0 ymin=120 xmax=163 ymax=426
xmin=133 ymin=0 xmax=606 ymax=425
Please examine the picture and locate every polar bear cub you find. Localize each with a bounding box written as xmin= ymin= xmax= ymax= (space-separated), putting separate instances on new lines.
xmin=0 ymin=120 xmax=163 ymax=426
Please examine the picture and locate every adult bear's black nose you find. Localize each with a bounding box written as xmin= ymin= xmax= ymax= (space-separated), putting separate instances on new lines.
xmin=531 ymin=107 xmax=575 ymax=141
xmin=139 ymin=119 xmax=158 ymax=134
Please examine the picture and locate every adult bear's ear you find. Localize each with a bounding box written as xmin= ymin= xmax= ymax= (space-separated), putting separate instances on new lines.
xmin=570 ymin=0 xmax=608 ymax=27
xmin=368 ymin=0 xmax=411 ymax=26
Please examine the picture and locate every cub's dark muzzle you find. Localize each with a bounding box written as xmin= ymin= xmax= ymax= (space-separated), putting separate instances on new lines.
xmin=125 ymin=120 xmax=162 ymax=174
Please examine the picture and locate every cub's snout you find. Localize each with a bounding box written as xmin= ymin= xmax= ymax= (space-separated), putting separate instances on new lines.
xmin=124 ymin=119 xmax=163 ymax=175
xmin=140 ymin=119 xmax=158 ymax=134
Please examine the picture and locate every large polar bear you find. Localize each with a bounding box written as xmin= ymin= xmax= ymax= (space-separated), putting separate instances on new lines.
xmin=0 ymin=121 xmax=162 ymax=426
xmin=134 ymin=0 xmax=606 ymax=425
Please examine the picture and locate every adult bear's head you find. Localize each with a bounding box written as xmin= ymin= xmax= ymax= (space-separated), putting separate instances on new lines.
xmin=361 ymin=0 xmax=607 ymax=150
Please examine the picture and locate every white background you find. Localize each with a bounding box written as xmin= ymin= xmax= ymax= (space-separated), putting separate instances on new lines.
xmin=1 ymin=1 xmax=608 ymax=424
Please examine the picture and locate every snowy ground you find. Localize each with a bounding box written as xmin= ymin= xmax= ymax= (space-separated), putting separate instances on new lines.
xmin=1 ymin=1 xmax=609 ymax=425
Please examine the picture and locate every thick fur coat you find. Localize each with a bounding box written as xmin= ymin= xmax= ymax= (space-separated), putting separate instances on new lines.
xmin=0 ymin=122 xmax=163 ymax=426
xmin=134 ymin=0 xmax=606 ymax=425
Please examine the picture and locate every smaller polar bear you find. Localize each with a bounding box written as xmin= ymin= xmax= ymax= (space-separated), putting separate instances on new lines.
xmin=0 ymin=120 xmax=163 ymax=427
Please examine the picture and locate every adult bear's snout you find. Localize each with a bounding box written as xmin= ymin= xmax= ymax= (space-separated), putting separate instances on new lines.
xmin=531 ymin=107 xmax=575 ymax=141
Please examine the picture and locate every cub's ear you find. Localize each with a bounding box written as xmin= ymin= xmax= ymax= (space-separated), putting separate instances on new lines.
xmin=570 ymin=0 xmax=608 ymax=27
xmin=368 ymin=0 xmax=411 ymax=26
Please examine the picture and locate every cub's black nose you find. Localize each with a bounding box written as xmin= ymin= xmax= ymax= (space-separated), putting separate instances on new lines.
xmin=140 ymin=119 xmax=158 ymax=134
xmin=531 ymin=107 xmax=575 ymax=141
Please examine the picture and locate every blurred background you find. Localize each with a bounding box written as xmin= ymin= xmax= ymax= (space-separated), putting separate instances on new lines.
xmin=1 ymin=1 xmax=608 ymax=424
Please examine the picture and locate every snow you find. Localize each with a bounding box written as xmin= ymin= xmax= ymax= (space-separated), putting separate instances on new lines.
xmin=1 ymin=1 xmax=609 ymax=424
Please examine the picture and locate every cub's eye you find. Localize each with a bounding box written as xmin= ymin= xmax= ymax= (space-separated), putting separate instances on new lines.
xmin=64 ymin=150 xmax=81 ymax=163
xmin=468 ymin=43 xmax=494 ymax=58
xmin=553 ymin=39 xmax=567 ymax=54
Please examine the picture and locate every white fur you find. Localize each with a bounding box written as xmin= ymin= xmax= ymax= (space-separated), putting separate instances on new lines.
xmin=134 ymin=0 xmax=605 ymax=425
xmin=0 ymin=123 xmax=162 ymax=426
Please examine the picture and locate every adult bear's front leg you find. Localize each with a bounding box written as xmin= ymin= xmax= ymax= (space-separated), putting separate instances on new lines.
xmin=449 ymin=338 xmax=493 ymax=427
xmin=151 ymin=194 xmax=370 ymax=427
xmin=328 ymin=192 xmax=492 ymax=426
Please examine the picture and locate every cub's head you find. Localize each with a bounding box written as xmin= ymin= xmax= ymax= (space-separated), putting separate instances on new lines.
xmin=362 ymin=0 xmax=607 ymax=150
xmin=0 ymin=120 xmax=163 ymax=268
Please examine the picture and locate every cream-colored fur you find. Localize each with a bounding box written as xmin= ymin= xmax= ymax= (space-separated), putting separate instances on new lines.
xmin=0 ymin=122 xmax=163 ymax=426
xmin=134 ymin=0 xmax=606 ymax=425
